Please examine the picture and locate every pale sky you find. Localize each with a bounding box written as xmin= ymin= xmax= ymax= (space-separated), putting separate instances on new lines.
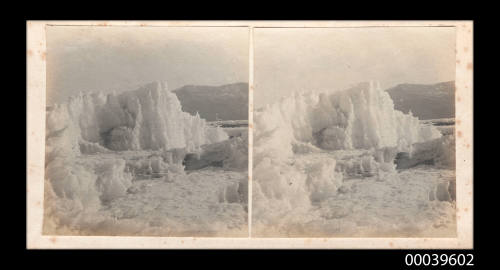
xmin=46 ymin=26 xmax=249 ymax=105
xmin=254 ymin=27 xmax=456 ymax=107
xmin=47 ymin=26 xmax=455 ymax=108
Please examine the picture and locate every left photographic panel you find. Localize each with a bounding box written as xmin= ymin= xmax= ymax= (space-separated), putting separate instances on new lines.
xmin=43 ymin=25 xmax=249 ymax=237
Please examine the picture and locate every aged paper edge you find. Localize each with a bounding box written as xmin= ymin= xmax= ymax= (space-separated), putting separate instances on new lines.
xmin=27 ymin=20 xmax=473 ymax=249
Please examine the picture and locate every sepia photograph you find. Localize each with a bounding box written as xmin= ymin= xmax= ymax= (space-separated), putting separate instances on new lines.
xmin=26 ymin=20 xmax=473 ymax=249
xmin=252 ymin=27 xmax=458 ymax=237
xmin=42 ymin=25 xmax=249 ymax=236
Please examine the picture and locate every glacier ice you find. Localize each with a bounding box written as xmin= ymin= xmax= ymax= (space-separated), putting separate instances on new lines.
xmin=46 ymin=81 xmax=228 ymax=155
xmin=252 ymin=81 xmax=452 ymax=236
xmin=254 ymin=81 xmax=441 ymax=162
xmin=43 ymin=81 xmax=246 ymax=235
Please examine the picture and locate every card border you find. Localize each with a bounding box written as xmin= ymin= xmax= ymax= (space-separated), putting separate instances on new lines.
xmin=26 ymin=20 xmax=473 ymax=249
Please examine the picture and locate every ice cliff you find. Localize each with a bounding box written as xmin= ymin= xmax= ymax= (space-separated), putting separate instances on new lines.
xmin=254 ymin=81 xmax=440 ymax=162
xmin=46 ymin=81 xmax=228 ymax=157
xmin=252 ymin=81 xmax=443 ymax=228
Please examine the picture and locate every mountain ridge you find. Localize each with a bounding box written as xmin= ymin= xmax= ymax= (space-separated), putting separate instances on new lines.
xmin=385 ymin=81 xmax=455 ymax=120
xmin=173 ymin=82 xmax=249 ymax=121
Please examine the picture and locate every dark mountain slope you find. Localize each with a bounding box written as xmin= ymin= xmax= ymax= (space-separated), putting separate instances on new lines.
xmin=385 ymin=81 xmax=455 ymax=120
xmin=173 ymin=83 xmax=248 ymax=121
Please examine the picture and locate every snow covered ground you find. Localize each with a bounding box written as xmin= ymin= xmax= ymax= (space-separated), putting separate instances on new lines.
xmin=43 ymin=81 xmax=248 ymax=236
xmin=252 ymin=81 xmax=456 ymax=237
xmin=254 ymin=152 xmax=456 ymax=237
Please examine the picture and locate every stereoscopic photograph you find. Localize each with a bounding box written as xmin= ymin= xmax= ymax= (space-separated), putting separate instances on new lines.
xmin=252 ymin=27 xmax=457 ymax=237
xmin=42 ymin=25 xmax=249 ymax=236
xmin=27 ymin=21 xmax=473 ymax=249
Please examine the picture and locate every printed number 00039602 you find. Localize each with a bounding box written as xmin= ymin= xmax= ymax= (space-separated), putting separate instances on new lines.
xmin=405 ymin=254 xmax=474 ymax=266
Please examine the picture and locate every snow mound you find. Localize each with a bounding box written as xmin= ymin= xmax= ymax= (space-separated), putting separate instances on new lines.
xmin=184 ymin=132 xmax=248 ymax=172
xmin=253 ymin=81 xmax=443 ymax=230
xmin=45 ymin=156 xmax=133 ymax=217
xmin=396 ymin=134 xmax=456 ymax=170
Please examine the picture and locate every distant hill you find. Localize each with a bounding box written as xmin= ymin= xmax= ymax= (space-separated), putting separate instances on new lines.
xmin=173 ymin=83 xmax=248 ymax=121
xmin=385 ymin=81 xmax=455 ymax=120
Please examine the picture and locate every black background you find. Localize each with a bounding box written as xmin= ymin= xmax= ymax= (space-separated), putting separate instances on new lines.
xmin=15 ymin=3 xmax=487 ymax=268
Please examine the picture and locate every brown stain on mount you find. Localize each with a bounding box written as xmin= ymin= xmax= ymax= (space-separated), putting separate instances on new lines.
xmin=27 ymin=50 xmax=33 ymax=57
xmin=457 ymin=131 xmax=462 ymax=138
xmin=467 ymin=63 xmax=473 ymax=70
xmin=41 ymin=51 xmax=46 ymax=61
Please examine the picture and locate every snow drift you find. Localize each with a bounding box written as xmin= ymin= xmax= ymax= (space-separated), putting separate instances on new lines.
xmin=252 ymin=81 xmax=443 ymax=231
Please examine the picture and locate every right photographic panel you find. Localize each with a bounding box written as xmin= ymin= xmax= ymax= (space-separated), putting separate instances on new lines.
xmin=252 ymin=27 xmax=457 ymax=237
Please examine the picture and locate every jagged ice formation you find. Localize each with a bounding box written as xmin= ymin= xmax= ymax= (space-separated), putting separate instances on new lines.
xmin=252 ymin=81 xmax=445 ymax=232
xmin=43 ymin=81 xmax=231 ymax=234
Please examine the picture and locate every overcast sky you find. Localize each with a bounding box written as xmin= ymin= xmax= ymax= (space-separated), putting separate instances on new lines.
xmin=46 ymin=26 xmax=249 ymax=105
xmin=254 ymin=27 xmax=456 ymax=107
xmin=47 ymin=26 xmax=455 ymax=107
